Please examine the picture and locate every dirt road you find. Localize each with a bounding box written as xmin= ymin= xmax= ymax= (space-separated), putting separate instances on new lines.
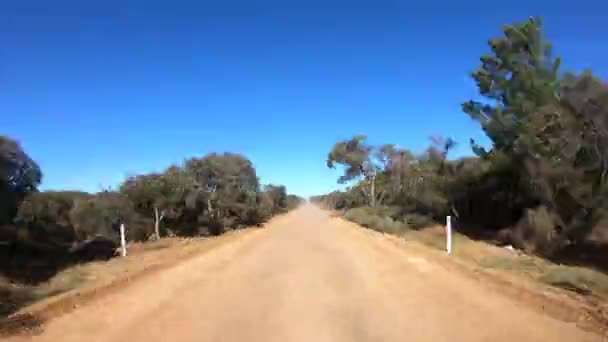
xmin=10 ymin=205 xmax=599 ymax=341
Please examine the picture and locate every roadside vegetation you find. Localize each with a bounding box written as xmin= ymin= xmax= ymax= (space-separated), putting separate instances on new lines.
xmin=311 ymin=17 xmax=608 ymax=296
xmin=0 ymin=138 xmax=304 ymax=317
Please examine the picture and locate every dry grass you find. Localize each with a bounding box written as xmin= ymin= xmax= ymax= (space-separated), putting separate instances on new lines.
xmin=344 ymin=207 xmax=411 ymax=235
xmin=329 ymin=211 xmax=343 ymax=218
xmin=340 ymin=216 xmax=608 ymax=334
xmin=0 ymin=236 xmax=217 ymax=319
xmin=341 ymin=211 xmax=608 ymax=300
xmin=1 ymin=267 xmax=87 ymax=317
xmin=402 ymin=226 xmax=474 ymax=256
xmin=35 ymin=265 xmax=88 ymax=298
xmin=1 ymin=279 xmax=37 ymax=317
xmin=0 ymin=230 xmax=260 ymax=337
xmin=404 ymin=225 xmax=608 ymax=298
xmin=541 ymin=266 xmax=608 ymax=296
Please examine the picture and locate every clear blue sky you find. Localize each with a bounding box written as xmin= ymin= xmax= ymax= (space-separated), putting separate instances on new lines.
xmin=2 ymin=1 xmax=607 ymax=197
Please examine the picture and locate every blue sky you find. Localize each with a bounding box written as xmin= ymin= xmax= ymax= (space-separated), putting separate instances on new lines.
xmin=2 ymin=1 xmax=607 ymax=197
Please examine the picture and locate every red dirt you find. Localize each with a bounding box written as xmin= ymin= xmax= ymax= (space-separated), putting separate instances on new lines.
xmin=3 ymin=206 xmax=602 ymax=341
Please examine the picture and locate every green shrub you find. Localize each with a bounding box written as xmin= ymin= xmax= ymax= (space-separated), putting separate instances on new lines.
xmin=403 ymin=213 xmax=435 ymax=229
xmin=207 ymin=220 xmax=224 ymax=236
xmin=541 ymin=265 xmax=608 ymax=295
xmin=344 ymin=207 xmax=374 ymax=227
xmin=513 ymin=206 xmax=564 ymax=256
xmin=344 ymin=207 xmax=410 ymax=235
xmin=221 ymin=216 xmax=238 ymax=229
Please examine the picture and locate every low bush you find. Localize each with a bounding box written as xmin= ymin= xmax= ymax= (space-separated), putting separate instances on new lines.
xmin=311 ymin=17 xmax=608 ymax=272
xmin=344 ymin=207 xmax=410 ymax=235
xmin=513 ymin=206 xmax=564 ymax=256
xmin=2 ymin=144 xmax=303 ymax=290
xmin=403 ymin=213 xmax=435 ymax=229
xmin=541 ymin=266 xmax=608 ymax=296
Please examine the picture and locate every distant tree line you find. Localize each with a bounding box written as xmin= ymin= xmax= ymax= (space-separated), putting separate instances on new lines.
xmin=0 ymin=138 xmax=303 ymax=282
xmin=311 ymin=17 xmax=608 ymax=268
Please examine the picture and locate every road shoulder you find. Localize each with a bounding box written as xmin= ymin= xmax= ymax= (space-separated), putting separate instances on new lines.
xmin=0 ymin=228 xmax=262 ymax=337
xmin=331 ymin=214 xmax=608 ymax=337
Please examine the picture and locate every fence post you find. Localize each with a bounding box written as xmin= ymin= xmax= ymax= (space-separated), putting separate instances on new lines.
xmin=120 ymin=223 xmax=127 ymax=257
xmin=446 ymin=216 xmax=452 ymax=255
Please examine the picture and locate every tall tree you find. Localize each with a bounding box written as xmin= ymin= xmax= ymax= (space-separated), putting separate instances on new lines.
xmin=0 ymin=136 xmax=42 ymax=225
xmin=264 ymin=184 xmax=288 ymax=213
xmin=184 ymin=153 xmax=260 ymax=231
xmin=327 ymin=135 xmax=379 ymax=207
xmin=120 ymin=172 xmax=183 ymax=240
xmin=68 ymin=191 xmax=138 ymax=242
xmin=380 ymin=146 xmax=416 ymax=200
xmin=462 ymin=16 xmax=561 ymax=157
xmin=15 ymin=191 xmax=89 ymax=245
xmin=523 ymin=72 xmax=608 ymax=248
xmin=461 ymin=16 xmax=608 ymax=254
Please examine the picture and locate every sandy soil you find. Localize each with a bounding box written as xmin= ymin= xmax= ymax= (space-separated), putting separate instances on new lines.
xmin=6 ymin=205 xmax=601 ymax=341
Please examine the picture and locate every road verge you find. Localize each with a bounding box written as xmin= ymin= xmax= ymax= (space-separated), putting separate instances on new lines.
xmin=0 ymin=228 xmax=261 ymax=337
xmin=333 ymin=215 xmax=608 ymax=336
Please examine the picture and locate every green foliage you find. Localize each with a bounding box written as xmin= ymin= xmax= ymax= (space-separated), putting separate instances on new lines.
xmin=462 ymin=17 xmax=561 ymax=155
xmin=327 ymin=135 xmax=374 ymax=183
xmin=264 ymin=184 xmax=288 ymax=214
xmin=181 ymin=153 xmax=262 ymax=232
xmin=314 ymin=136 xmax=454 ymax=230
xmin=461 ymin=17 xmax=608 ymax=257
xmin=344 ymin=207 xmax=410 ymax=235
xmin=120 ymin=168 xmax=193 ymax=239
xmin=69 ymin=191 xmax=142 ymax=242
xmin=327 ymin=135 xmax=380 ymax=206
xmin=310 ymin=186 xmax=367 ymax=211
xmin=121 ymin=173 xmax=179 ymax=218
xmin=285 ymin=194 xmax=305 ymax=210
xmin=250 ymin=192 xmax=275 ymax=224
xmin=512 ymin=206 xmax=562 ymax=255
xmin=402 ymin=213 xmax=436 ymax=229
xmin=14 ymin=191 xmax=90 ymax=245
xmin=0 ymin=136 xmax=42 ymax=226
xmin=316 ymin=17 xmax=608 ymax=271
xmin=2 ymin=142 xmax=299 ymax=283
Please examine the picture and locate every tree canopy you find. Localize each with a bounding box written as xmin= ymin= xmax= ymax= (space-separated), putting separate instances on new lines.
xmin=0 ymin=136 xmax=42 ymax=226
xmin=2 ymin=144 xmax=303 ymax=284
xmin=314 ymin=16 xmax=608 ymax=270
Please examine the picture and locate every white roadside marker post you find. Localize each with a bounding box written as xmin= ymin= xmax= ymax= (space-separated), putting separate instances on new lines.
xmin=446 ymin=216 xmax=452 ymax=255
xmin=120 ymin=223 xmax=127 ymax=257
